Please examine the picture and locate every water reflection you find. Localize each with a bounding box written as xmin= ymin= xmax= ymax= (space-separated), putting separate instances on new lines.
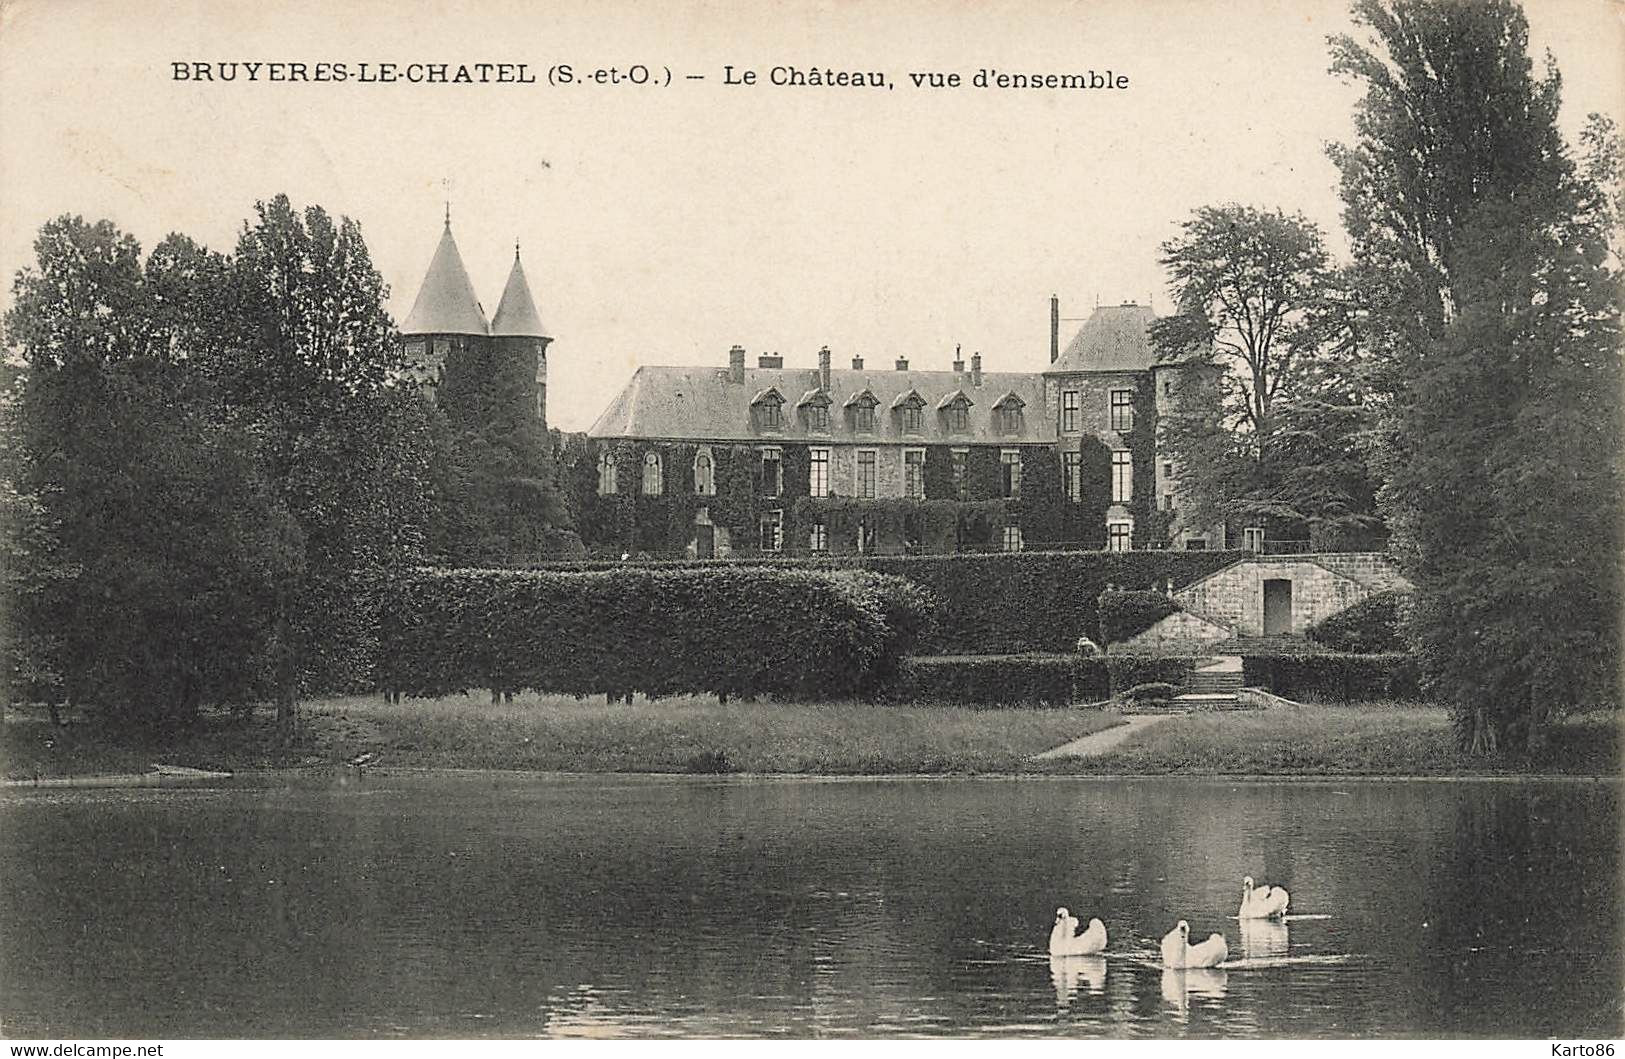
xmin=1049 ymin=954 xmax=1107 ymax=1007
xmin=1239 ymin=917 xmax=1290 ymax=960
xmin=1161 ymin=967 xmax=1230 ymax=1013
xmin=0 ymin=774 xmax=1618 ymax=1038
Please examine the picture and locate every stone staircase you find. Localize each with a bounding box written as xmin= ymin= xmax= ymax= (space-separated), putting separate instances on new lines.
xmin=1169 ymin=655 xmax=1254 ymax=712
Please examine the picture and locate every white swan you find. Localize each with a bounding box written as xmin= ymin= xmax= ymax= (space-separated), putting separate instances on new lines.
xmin=1160 ymin=919 xmax=1228 ymax=968
xmin=1048 ymin=907 xmax=1108 ymax=956
xmin=1238 ymin=875 xmax=1290 ymax=919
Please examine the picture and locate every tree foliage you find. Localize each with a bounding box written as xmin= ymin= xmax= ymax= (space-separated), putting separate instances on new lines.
xmin=1329 ymin=0 xmax=1624 ymax=753
xmin=1151 ymin=206 xmax=1381 ymax=545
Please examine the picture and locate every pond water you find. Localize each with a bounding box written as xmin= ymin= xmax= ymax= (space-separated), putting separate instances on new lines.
xmin=1 ymin=773 xmax=1619 ymax=1038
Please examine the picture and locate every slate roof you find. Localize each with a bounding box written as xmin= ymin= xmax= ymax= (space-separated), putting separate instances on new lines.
xmin=490 ymin=252 xmax=549 ymax=338
xmin=401 ymin=224 xmax=490 ymax=337
xmin=588 ymin=365 xmax=1055 ymax=445
xmin=1049 ymin=303 xmax=1163 ymax=374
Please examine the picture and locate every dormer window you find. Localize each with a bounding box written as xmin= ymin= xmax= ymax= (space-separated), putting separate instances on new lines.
xmin=993 ymin=393 xmax=1026 ymax=435
xmin=846 ymin=390 xmax=879 ymax=433
xmin=937 ymin=390 xmax=974 ymax=434
xmin=799 ymin=390 xmax=833 ymax=433
xmin=752 ymin=387 xmax=786 ymax=431
xmin=891 ymin=389 xmax=926 ymax=434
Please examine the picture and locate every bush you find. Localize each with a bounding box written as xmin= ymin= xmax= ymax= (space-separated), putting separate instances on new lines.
xmin=1120 ymin=681 xmax=1177 ymax=703
xmin=1104 ymin=655 xmax=1197 ymax=696
xmin=530 ymin=550 xmax=1243 ymax=654
xmin=892 ymin=654 xmax=1107 ymax=708
xmin=1097 ymin=589 xmax=1181 ymax=644
xmin=385 ymin=566 xmax=934 ymax=701
xmin=1242 ymin=653 xmax=1422 ymax=702
xmin=1307 ymin=590 xmax=1410 ymax=653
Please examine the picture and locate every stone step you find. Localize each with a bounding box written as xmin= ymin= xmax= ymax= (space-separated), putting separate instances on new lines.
xmin=1170 ymin=693 xmax=1254 ymax=712
xmin=1186 ymin=673 xmax=1245 ymax=692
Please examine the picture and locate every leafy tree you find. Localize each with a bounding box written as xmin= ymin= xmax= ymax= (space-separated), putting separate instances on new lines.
xmin=1150 ymin=206 xmax=1380 ymax=545
xmin=224 ymin=195 xmax=432 ymax=737
xmin=1329 ymin=0 xmax=1623 ymax=753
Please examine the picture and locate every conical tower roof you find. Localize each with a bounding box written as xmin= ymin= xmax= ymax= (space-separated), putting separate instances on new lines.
xmin=401 ymin=222 xmax=489 ymax=336
xmin=490 ymin=247 xmax=550 ymax=339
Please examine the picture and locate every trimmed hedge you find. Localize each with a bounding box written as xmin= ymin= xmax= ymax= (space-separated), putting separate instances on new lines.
xmin=1098 ymin=590 xmax=1181 ymax=644
xmin=529 ymin=550 xmax=1244 ymax=655
xmin=384 ymin=566 xmax=935 ymax=701
xmin=1242 ymin=653 xmax=1422 ymax=702
xmin=888 ymin=652 xmax=1204 ymax=708
xmin=1306 ymin=590 xmax=1410 ymax=653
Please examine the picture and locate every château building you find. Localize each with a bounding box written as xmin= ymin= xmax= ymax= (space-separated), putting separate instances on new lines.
xmin=577 ymin=298 xmax=1227 ymax=558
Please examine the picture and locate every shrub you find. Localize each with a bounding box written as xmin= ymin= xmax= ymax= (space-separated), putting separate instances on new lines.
xmin=892 ymin=654 xmax=1107 ymax=708
xmin=385 ymin=566 xmax=934 ymax=701
xmin=1104 ymin=655 xmax=1197 ymax=695
xmin=1120 ymin=681 xmax=1177 ymax=703
xmin=1097 ymin=589 xmax=1181 ymax=644
xmin=1306 ymin=590 xmax=1410 ymax=653
xmin=1241 ymin=653 xmax=1422 ymax=702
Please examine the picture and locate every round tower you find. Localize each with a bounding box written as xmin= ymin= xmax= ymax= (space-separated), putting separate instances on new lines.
xmin=400 ymin=212 xmax=490 ymax=400
xmin=489 ymin=241 xmax=553 ymax=431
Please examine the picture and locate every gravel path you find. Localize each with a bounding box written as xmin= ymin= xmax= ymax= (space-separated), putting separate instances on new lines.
xmin=1032 ymin=714 xmax=1172 ymax=760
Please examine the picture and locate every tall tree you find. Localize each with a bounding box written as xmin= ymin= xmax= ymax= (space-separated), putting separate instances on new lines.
xmin=1329 ymin=0 xmax=1623 ymax=753
xmin=225 ymin=195 xmax=432 ymax=738
xmin=1151 ymin=205 xmax=1379 ymax=544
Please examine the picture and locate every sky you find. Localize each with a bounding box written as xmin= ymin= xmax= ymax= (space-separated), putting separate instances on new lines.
xmin=1 ymin=0 xmax=1620 ymax=431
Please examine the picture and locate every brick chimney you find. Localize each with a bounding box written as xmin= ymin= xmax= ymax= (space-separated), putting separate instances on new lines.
xmin=729 ymin=344 xmax=745 ymax=383
xmin=895 ymin=356 xmax=909 ymax=372
xmin=971 ymin=351 xmax=983 ymax=387
xmin=818 ymin=345 xmax=831 ymax=391
xmin=1050 ymin=294 xmax=1060 ymax=363
xmin=952 ymin=342 xmax=964 ymax=374
xmin=758 ymin=352 xmax=783 ymax=369
xmin=852 ymin=354 xmax=864 ymax=370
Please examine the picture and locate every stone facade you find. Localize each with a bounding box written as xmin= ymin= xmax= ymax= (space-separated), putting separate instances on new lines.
xmin=1117 ymin=609 xmax=1233 ymax=652
xmin=1173 ymin=553 xmax=1412 ymax=637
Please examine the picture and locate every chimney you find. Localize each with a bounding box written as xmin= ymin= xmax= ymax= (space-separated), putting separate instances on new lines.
xmin=952 ymin=342 xmax=964 ymax=374
xmin=818 ymin=345 xmax=831 ymax=391
xmin=729 ymin=344 xmax=745 ymax=383
xmin=971 ymin=351 xmax=983 ymax=387
xmin=758 ymin=352 xmax=783 ymax=369
xmin=895 ymin=356 xmax=909 ymax=372
xmin=851 ymin=354 xmax=864 ymax=370
xmin=1050 ymin=294 xmax=1060 ymax=363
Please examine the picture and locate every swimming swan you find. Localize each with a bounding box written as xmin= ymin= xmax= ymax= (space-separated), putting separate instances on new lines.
xmin=1160 ymin=919 xmax=1228 ymax=968
xmin=1238 ymin=875 xmax=1290 ymax=919
xmin=1049 ymin=907 xmax=1108 ymax=956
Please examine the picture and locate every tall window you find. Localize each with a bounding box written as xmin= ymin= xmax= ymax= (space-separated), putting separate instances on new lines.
xmin=1111 ymin=450 xmax=1132 ymax=503
xmin=950 ymin=449 xmax=969 ymax=500
xmin=946 ymin=398 xmax=970 ymax=433
xmin=809 ymin=447 xmax=830 ymax=498
xmin=759 ymin=510 xmax=783 ymax=553
xmin=806 ymin=402 xmax=830 ymax=432
xmin=809 ymin=519 xmax=828 ymax=553
xmin=904 ymin=449 xmax=925 ymax=499
xmin=1244 ymin=526 xmax=1265 ymax=553
xmin=1108 ymin=522 xmax=1132 ymax=552
xmin=856 ymin=515 xmax=876 ymax=554
xmin=641 ymin=451 xmax=662 ymax=495
xmin=856 ymin=450 xmax=877 ymax=499
xmin=694 ymin=449 xmax=715 ymax=495
xmin=1002 ymin=525 xmax=1023 ymax=553
xmin=597 ymin=451 xmax=617 ymax=495
xmin=760 ymin=447 xmax=782 ymax=498
xmin=1110 ymin=389 xmax=1134 ymax=432
xmin=1000 ymin=449 xmax=1022 ymax=499
xmin=901 ymin=404 xmax=924 ymax=434
xmin=1061 ymin=391 xmax=1079 ymax=433
xmin=1062 ymin=451 xmax=1082 ymax=501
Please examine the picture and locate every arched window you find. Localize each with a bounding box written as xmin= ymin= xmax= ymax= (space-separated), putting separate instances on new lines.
xmin=642 ymin=451 xmax=663 ymax=495
xmin=597 ymin=451 xmax=618 ymax=495
xmin=693 ymin=449 xmax=715 ymax=495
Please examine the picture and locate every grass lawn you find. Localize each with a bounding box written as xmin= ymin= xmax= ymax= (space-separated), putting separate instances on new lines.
xmin=1031 ymin=701 xmax=1621 ymax=776
xmin=0 ymin=693 xmax=1124 ymax=779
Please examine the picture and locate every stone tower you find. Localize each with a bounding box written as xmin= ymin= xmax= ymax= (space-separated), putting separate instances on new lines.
xmin=400 ymin=214 xmax=552 ymax=431
xmin=489 ymin=242 xmax=553 ymax=430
